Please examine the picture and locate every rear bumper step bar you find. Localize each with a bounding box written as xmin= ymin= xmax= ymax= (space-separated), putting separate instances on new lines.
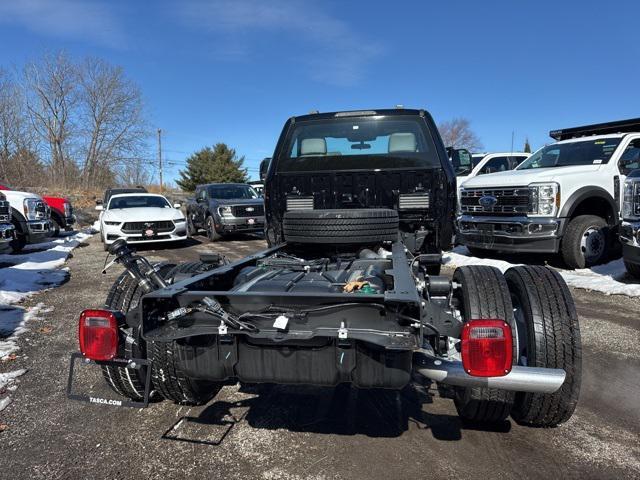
xmin=414 ymin=354 xmax=566 ymax=394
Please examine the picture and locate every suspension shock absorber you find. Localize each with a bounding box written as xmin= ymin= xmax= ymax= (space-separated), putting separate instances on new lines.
xmin=107 ymin=239 xmax=168 ymax=293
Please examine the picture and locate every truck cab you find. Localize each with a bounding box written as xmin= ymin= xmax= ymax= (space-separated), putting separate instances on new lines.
xmin=263 ymin=108 xmax=456 ymax=257
xmin=457 ymin=118 xmax=640 ymax=268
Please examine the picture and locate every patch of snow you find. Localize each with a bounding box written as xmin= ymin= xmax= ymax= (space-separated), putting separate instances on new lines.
xmin=0 ymin=369 xmax=27 ymax=412
xmin=91 ymin=220 xmax=100 ymax=233
xmin=0 ymin=229 xmax=93 ymax=305
xmin=0 ymin=303 xmax=50 ymax=359
xmin=443 ymin=246 xmax=640 ymax=297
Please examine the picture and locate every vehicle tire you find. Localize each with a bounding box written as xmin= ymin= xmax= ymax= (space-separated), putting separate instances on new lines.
xmin=149 ymin=261 xmax=222 ymax=405
xmin=504 ymin=266 xmax=581 ymax=427
xmin=187 ymin=215 xmax=197 ymax=236
xmin=51 ymin=217 xmax=62 ymax=237
xmin=100 ymin=262 xmax=176 ymax=401
xmin=283 ymin=209 xmax=399 ymax=245
xmin=561 ymin=215 xmax=608 ymax=269
xmin=452 ymin=265 xmax=516 ymax=423
xmin=206 ymin=215 xmax=222 ymax=242
xmin=9 ymin=221 xmax=26 ymax=253
xmin=624 ymin=260 xmax=640 ymax=278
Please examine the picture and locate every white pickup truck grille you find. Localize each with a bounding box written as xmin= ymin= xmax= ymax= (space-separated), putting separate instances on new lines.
xmin=461 ymin=187 xmax=530 ymax=216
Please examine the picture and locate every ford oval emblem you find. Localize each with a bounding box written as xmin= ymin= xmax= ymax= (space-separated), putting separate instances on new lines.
xmin=246 ymin=207 xmax=254 ymax=212
xmin=479 ymin=195 xmax=497 ymax=208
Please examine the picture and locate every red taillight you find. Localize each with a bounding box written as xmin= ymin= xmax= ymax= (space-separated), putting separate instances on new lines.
xmin=461 ymin=319 xmax=513 ymax=377
xmin=78 ymin=309 xmax=118 ymax=361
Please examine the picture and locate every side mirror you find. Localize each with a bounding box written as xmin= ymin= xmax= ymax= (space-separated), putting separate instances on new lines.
xmin=174 ymin=203 xmax=181 ymax=209
xmin=260 ymin=157 xmax=271 ymax=181
xmin=95 ymin=205 xmax=104 ymax=211
xmin=448 ymin=148 xmax=471 ymax=164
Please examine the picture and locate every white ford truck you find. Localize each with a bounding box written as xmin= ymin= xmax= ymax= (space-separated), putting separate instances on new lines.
xmin=3 ymin=187 xmax=51 ymax=252
xmin=457 ymin=118 xmax=640 ymax=268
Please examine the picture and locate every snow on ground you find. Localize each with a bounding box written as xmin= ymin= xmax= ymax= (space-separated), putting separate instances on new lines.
xmin=443 ymin=246 xmax=640 ymax=297
xmin=0 ymin=228 xmax=95 ymax=412
xmin=0 ymin=230 xmax=93 ymax=305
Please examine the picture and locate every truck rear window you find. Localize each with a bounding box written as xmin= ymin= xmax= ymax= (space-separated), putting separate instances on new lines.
xmin=277 ymin=116 xmax=441 ymax=172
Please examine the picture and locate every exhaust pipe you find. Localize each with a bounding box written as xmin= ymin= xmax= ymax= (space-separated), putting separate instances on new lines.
xmin=414 ymin=354 xmax=566 ymax=394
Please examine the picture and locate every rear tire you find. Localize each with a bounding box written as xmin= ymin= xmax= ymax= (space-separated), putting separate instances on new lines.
xmin=283 ymin=209 xmax=399 ymax=245
xmin=149 ymin=262 xmax=222 ymax=405
xmin=624 ymin=260 xmax=640 ymax=278
xmin=101 ymin=263 xmax=176 ymax=401
xmin=505 ymin=266 xmax=581 ymax=427
xmin=561 ymin=215 xmax=608 ymax=269
xmin=452 ymin=265 xmax=516 ymax=423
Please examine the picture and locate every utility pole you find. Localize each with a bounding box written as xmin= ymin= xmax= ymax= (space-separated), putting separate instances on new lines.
xmin=157 ymin=128 xmax=163 ymax=192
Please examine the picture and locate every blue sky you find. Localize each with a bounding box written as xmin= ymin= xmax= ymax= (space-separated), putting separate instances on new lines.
xmin=0 ymin=0 xmax=638 ymax=183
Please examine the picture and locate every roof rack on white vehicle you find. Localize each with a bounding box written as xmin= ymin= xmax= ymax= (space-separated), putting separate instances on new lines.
xmin=550 ymin=117 xmax=640 ymax=141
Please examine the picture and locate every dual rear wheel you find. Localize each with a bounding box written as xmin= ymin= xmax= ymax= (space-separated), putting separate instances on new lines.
xmin=452 ymin=265 xmax=581 ymax=427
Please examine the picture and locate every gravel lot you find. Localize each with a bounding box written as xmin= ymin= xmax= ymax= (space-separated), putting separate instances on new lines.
xmin=1 ymin=233 xmax=639 ymax=479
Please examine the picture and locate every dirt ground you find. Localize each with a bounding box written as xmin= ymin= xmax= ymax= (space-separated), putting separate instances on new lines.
xmin=1 ymin=233 xmax=639 ymax=480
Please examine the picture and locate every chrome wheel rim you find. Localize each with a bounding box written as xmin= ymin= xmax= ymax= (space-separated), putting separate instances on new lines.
xmin=581 ymin=227 xmax=605 ymax=263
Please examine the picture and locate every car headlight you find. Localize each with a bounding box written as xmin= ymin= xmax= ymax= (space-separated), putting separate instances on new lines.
xmin=528 ymin=182 xmax=560 ymax=217
xmin=23 ymin=198 xmax=45 ymax=221
xmin=104 ymin=221 xmax=120 ymax=226
xmin=174 ymin=218 xmax=186 ymax=223
xmin=63 ymin=202 xmax=72 ymax=217
xmin=623 ymin=178 xmax=640 ymax=220
xmin=218 ymin=206 xmax=233 ymax=217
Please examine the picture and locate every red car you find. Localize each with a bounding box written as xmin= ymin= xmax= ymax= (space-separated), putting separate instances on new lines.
xmin=0 ymin=184 xmax=75 ymax=236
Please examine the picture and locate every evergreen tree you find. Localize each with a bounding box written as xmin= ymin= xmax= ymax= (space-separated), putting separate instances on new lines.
xmin=524 ymin=138 xmax=532 ymax=153
xmin=176 ymin=143 xmax=248 ymax=191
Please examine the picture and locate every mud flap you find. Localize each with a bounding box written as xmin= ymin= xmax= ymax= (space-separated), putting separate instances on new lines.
xmin=66 ymin=352 xmax=152 ymax=408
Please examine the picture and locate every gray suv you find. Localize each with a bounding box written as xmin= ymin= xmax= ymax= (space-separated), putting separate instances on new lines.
xmin=186 ymin=183 xmax=265 ymax=241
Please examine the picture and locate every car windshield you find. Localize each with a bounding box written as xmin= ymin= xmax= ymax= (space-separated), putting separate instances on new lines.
xmin=108 ymin=195 xmax=170 ymax=209
xmin=207 ymin=185 xmax=258 ymax=199
xmin=277 ymin=115 xmax=441 ymax=172
xmin=517 ymin=138 xmax=621 ymax=170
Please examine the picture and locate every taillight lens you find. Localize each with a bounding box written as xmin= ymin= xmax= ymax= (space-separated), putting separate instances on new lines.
xmin=461 ymin=319 xmax=513 ymax=377
xmin=78 ymin=310 xmax=119 ymax=361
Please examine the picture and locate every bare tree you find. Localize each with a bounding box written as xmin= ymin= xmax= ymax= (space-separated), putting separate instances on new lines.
xmin=0 ymin=69 xmax=43 ymax=185
xmin=438 ymin=118 xmax=483 ymax=152
xmin=23 ymin=52 xmax=77 ymax=187
xmin=77 ymin=58 xmax=148 ymax=188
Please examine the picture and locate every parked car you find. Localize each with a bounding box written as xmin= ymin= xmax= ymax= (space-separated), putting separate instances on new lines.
xmin=620 ymin=169 xmax=640 ymax=277
xmin=0 ymin=185 xmax=51 ymax=252
xmin=0 ymin=190 xmax=16 ymax=250
xmin=96 ymin=186 xmax=149 ymax=225
xmin=0 ymin=184 xmax=75 ymax=236
xmin=457 ymin=152 xmax=530 ymax=186
xmin=247 ymin=180 xmax=265 ymax=196
xmin=100 ymin=186 xmax=148 ymax=207
xmin=97 ymin=193 xmax=187 ymax=250
xmin=458 ymin=118 xmax=640 ymax=268
xmin=186 ymin=183 xmax=265 ymax=241
xmin=69 ymin=108 xmax=581 ymax=430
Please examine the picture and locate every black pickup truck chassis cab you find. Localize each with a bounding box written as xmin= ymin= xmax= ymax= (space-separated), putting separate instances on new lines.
xmin=69 ymin=109 xmax=581 ymax=428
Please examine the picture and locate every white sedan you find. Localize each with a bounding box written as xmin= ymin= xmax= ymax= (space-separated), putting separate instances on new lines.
xmin=97 ymin=193 xmax=187 ymax=250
